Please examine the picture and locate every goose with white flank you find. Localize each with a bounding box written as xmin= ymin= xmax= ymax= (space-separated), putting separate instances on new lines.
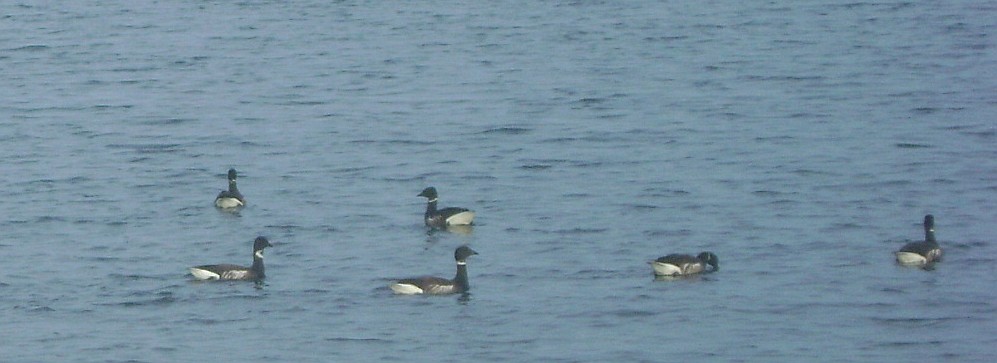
xmin=215 ymin=168 xmax=245 ymax=208
xmin=649 ymin=252 xmax=719 ymax=277
xmin=895 ymin=214 xmax=942 ymax=266
xmin=189 ymin=236 xmax=272 ymax=281
xmin=390 ymin=246 xmax=478 ymax=295
xmin=418 ymin=187 xmax=474 ymax=228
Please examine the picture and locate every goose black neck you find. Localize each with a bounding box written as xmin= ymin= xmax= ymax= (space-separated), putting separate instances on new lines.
xmin=252 ymin=254 xmax=265 ymax=278
xmin=229 ymin=181 xmax=240 ymax=194
xmin=925 ymin=226 xmax=937 ymax=245
xmin=425 ymin=199 xmax=438 ymax=215
xmin=453 ymin=262 xmax=470 ymax=292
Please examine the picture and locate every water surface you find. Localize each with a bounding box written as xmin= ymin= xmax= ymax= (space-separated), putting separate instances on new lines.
xmin=2 ymin=1 xmax=995 ymax=362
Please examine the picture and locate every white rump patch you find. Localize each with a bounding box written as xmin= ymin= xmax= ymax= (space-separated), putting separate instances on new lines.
xmin=215 ymin=197 xmax=244 ymax=208
xmin=445 ymin=211 xmax=475 ymax=226
xmin=896 ymin=251 xmax=928 ymax=265
xmin=390 ymin=283 xmax=423 ymax=295
xmin=650 ymin=262 xmax=682 ymax=276
xmin=189 ymin=267 xmax=221 ymax=280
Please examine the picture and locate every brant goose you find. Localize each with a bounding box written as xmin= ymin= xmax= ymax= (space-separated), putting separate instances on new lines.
xmin=649 ymin=252 xmax=719 ymax=277
xmin=895 ymin=214 xmax=942 ymax=266
xmin=214 ymin=168 xmax=245 ymax=208
xmin=418 ymin=187 xmax=475 ymax=228
xmin=390 ymin=245 xmax=478 ymax=295
xmin=189 ymin=236 xmax=272 ymax=281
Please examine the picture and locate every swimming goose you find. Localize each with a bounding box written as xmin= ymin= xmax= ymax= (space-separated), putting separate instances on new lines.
xmin=189 ymin=237 xmax=272 ymax=281
xmin=390 ymin=246 xmax=478 ymax=295
xmin=214 ymin=168 xmax=245 ymax=208
xmin=649 ymin=252 xmax=719 ymax=277
xmin=895 ymin=214 xmax=942 ymax=266
xmin=418 ymin=187 xmax=475 ymax=228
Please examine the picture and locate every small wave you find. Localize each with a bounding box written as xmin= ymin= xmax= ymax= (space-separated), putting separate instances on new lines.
xmin=792 ymin=168 xmax=836 ymax=177
xmin=645 ymin=229 xmax=694 ymax=238
xmin=869 ymin=339 xmax=944 ymax=348
xmin=109 ymin=295 xmax=177 ymax=308
xmin=278 ymin=100 xmax=329 ymax=106
xmin=870 ymin=316 xmax=963 ymax=327
xmin=552 ymin=227 xmax=608 ymax=234
xmin=574 ymin=268 xmax=623 ymax=279
xmin=911 ymin=107 xmax=940 ymax=114
xmin=641 ymin=188 xmax=691 ymax=197
xmin=962 ymin=128 xmax=996 ymax=139
xmin=110 ymin=66 xmax=158 ymax=73
xmin=610 ymin=309 xmax=657 ymax=318
xmin=325 ymin=337 xmax=389 ymax=343
xmin=90 ymin=104 xmax=134 ymax=110
xmin=542 ymin=136 xmax=579 ymax=143
xmin=107 ymin=273 xmax=167 ymax=281
xmin=520 ymin=164 xmax=552 ymax=170
xmin=479 ymin=127 xmax=532 ymax=135
xmin=820 ymin=222 xmax=868 ymax=232
xmin=8 ymin=44 xmax=49 ymax=51
xmin=14 ymin=304 xmax=56 ymax=312
xmin=754 ymin=135 xmax=796 ymax=142
xmin=596 ymin=113 xmax=627 ymax=120
xmin=140 ymin=118 xmax=195 ymax=126
xmin=521 ymin=158 xmax=569 ymax=164
xmin=106 ymin=143 xmax=183 ymax=154
xmin=895 ymin=143 xmax=932 ymax=149
xmin=960 ymin=239 xmax=990 ymax=249
xmin=573 ymin=97 xmax=607 ymax=106
xmin=332 ymin=166 xmax=376 ymax=173
xmin=348 ymin=139 xmax=432 ymax=146
xmin=266 ymin=223 xmax=302 ymax=232
xmin=87 ymin=256 xmax=122 ymax=262
xmin=34 ymin=215 xmax=66 ymax=223
xmin=186 ymin=317 xmax=249 ymax=325
xmin=644 ymin=35 xmax=689 ymax=42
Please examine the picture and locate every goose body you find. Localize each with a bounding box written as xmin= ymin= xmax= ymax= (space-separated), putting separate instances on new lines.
xmin=895 ymin=215 xmax=942 ymax=266
xmin=390 ymin=246 xmax=478 ymax=295
xmin=418 ymin=187 xmax=475 ymax=228
xmin=215 ymin=168 xmax=245 ymax=208
xmin=189 ymin=237 xmax=272 ymax=281
xmin=649 ymin=252 xmax=718 ymax=277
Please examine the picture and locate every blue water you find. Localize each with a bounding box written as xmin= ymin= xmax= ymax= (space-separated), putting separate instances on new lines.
xmin=2 ymin=1 xmax=995 ymax=361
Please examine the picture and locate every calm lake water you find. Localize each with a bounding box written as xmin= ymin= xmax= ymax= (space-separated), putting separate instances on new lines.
xmin=2 ymin=1 xmax=995 ymax=362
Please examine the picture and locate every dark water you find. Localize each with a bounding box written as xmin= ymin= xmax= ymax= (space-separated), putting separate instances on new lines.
xmin=2 ymin=1 xmax=995 ymax=361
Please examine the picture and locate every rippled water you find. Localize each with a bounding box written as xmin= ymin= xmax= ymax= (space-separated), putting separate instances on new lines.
xmin=2 ymin=1 xmax=995 ymax=362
